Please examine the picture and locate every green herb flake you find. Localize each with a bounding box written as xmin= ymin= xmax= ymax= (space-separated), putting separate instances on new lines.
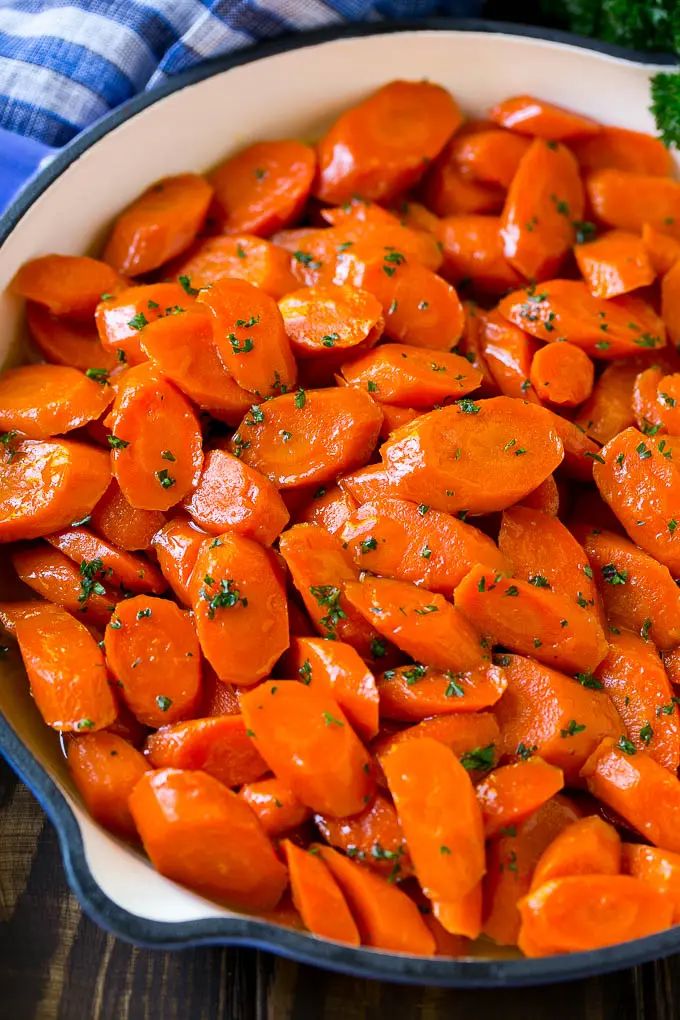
xmin=460 ymin=744 xmax=496 ymax=773
xmin=370 ymin=638 xmax=387 ymax=659
xmin=420 ymin=543 xmax=432 ymax=560
xmin=156 ymin=695 xmax=173 ymax=712
xmin=85 ymin=367 xmax=110 ymax=384
xmin=107 ymin=435 xmax=129 ymax=449
xmin=602 ymin=563 xmax=628 ymax=586
xmin=136 ymin=608 xmax=152 ymax=620
xmin=617 ymin=735 xmax=637 ymax=756
xmin=360 ymin=537 xmax=378 ymax=553
xmin=322 ymin=711 xmax=344 ymax=728
xmin=156 ymin=469 xmax=175 ymax=490
xmin=161 ymin=449 xmax=176 ymax=462
xmin=516 ymin=742 xmax=537 ymax=760
xmin=529 ymin=574 xmax=550 ymax=588
xmin=294 ymin=389 xmax=306 ymax=409
xmin=640 ymin=722 xmax=654 ymax=746
xmin=178 ymin=275 xmax=199 ymax=296
xmin=200 ymin=577 xmax=248 ymax=619
xmin=457 ymin=399 xmax=481 ymax=415
xmin=127 ymin=312 xmax=149 ymax=331
xmin=560 ymin=720 xmax=586 ymax=738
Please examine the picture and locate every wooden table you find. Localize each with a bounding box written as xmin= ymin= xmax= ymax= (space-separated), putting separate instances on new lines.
xmin=1 ymin=760 xmax=677 ymax=1020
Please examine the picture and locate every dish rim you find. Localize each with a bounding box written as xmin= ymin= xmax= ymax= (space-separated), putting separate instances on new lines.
xmin=0 ymin=17 xmax=678 ymax=987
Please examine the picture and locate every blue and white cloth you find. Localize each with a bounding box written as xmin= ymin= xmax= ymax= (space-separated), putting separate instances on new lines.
xmin=0 ymin=0 xmax=482 ymax=211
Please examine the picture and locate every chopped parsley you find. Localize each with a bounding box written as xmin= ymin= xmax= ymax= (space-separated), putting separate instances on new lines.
xmin=602 ymin=563 xmax=628 ymax=586
xmin=156 ymin=695 xmax=173 ymax=712
xmin=156 ymin=469 xmax=175 ymax=489
xmin=560 ymin=720 xmax=586 ymax=738
xmin=107 ymin=435 xmax=129 ymax=449
xmin=201 ymin=577 xmax=248 ymax=619
xmin=460 ymin=744 xmax=496 ymax=773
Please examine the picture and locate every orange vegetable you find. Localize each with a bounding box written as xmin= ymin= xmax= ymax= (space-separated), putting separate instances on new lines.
xmin=240 ymin=778 xmax=310 ymax=837
xmin=456 ymin=303 xmax=498 ymax=395
xmin=0 ymin=363 xmax=112 ymax=438
xmin=571 ymin=126 xmax=673 ymax=177
xmin=341 ymin=343 xmax=481 ymax=408
xmin=587 ymin=170 xmax=680 ymax=235
xmin=530 ymin=342 xmax=594 ymax=407
xmin=662 ymin=259 xmax=680 ymax=349
xmin=476 ymin=759 xmax=565 ymax=838
xmin=282 ymin=840 xmax=360 ymax=946
xmin=320 ymin=201 xmax=443 ymax=271
xmin=447 ymin=128 xmax=531 ymax=188
xmin=90 ymin=480 xmax=165 ymax=552
xmin=67 ymin=731 xmax=149 ymax=839
xmin=46 ymin=526 xmax=165 ymax=595
xmin=664 ymin=647 xmax=680 ymax=687
xmin=575 ymin=229 xmax=655 ymax=299
xmin=11 ymin=254 xmax=123 ymax=316
xmin=539 ymin=406 xmax=604 ymax=482
xmin=519 ymin=474 xmax=560 ymax=516
xmin=422 ymin=155 xmax=505 ymax=218
xmin=150 ymin=518 xmax=204 ymax=606
xmin=314 ymin=791 xmax=412 ymax=881
xmin=12 ymin=544 xmax=116 ymax=629
xmin=574 ymin=360 xmax=640 ymax=444
xmin=129 ymin=768 xmax=287 ymax=910
xmin=642 ymin=223 xmax=680 ymax=275
xmin=377 ymin=664 xmax=506 ymax=722
xmin=173 ymin=233 xmax=297 ymax=298
xmin=26 ymin=302 xmax=118 ymax=372
xmin=432 ymin=883 xmax=482 ymax=941
xmin=622 ymin=844 xmax=680 ymax=923
xmin=296 ymin=483 xmax=357 ymax=537
xmin=490 ymin=95 xmax=600 ymax=139
xmin=145 ymin=714 xmax=267 ymax=787
xmin=531 ymin=816 xmax=621 ymax=890
xmin=478 ymin=309 xmax=540 ymax=401
xmin=95 ymin=282 xmax=191 ymax=364
xmin=0 ymin=599 xmax=63 ymax=637
xmin=279 ymin=284 xmax=383 ymax=359
xmin=373 ymin=713 xmax=500 ymax=770
xmin=439 ymin=215 xmax=523 ymax=294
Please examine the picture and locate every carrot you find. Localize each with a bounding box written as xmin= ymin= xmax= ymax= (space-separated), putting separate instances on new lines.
xmin=574 ymin=360 xmax=640 ymax=444
xmin=341 ymin=343 xmax=482 ymax=409
xmin=282 ymin=636 xmax=379 ymax=740
xmin=145 ymin=714 xmax=268 ymax=787
xmin=339 ymin=463 xmax=401 ymax=506
xmin=240 ymin=778 xmax=310 ymax=837
xmin=642 ymin=223 xmax=680 ymax=275
xmin=232 ymin=387 xmax=382 ymax=489
xmin=490 ymin=95 xmax=600 ymax=140
xmin=345 ymin=574 xmax=486 ymax=673
xmin=315 ymin=80 xmax=461 ymax=205
xmin=531 ymin=816 xmax=621 ymax=890
xmin=377 ymin=663 xmax=507 ymax=721
xmin=492 ymin=654 xmax=622 ymax=782
xmin=379 ymin=396 xmax=564 ymax=514
xmin=632 ymin=365 xmax=665 ymax=434
xmin=571 ymin=126 xmax=673 ymax=177
xmin=622 ymin=844 xmax=680 ymax=923
xmin=191 ymin=532 xmax=288 ymax=686
xmin=537 ymin=405 xmax=603 ymax=482
xmin=519 ymin=474 xmax=560 ymax=516
xmin=296 ymin=483 xmax=357 ymax=537
xmin=184 ymin=448 xmax=288 ymax=545
xmin=422 ymin=156 xmax=505 ymax=217
xmin=447 ymin=128 xmax=531 ymax=188
xmin=593 ymin=426 xmax=680 ymax=575
xmin=439 ymin=216 xmax=523 ymax=294
xmin=26 ymin=302 xmax=118 ymax=372
xmin=454 ymin=566 xmax=608 ymax=675
xmin=530 ymin=343 xmax=594 ymax=408
xmin=499 ymin=280 xmax=666 ymax=360
xmin=108 ymin=363 xmax=203 ymax=512
xmin=139 ymin=306 xmax=253 ymax=424
xmin=391 ymin=199 xmax=442 ymax=236
xmin=0 ymin=363 xmax=112 ymax=439
xmin=11 ymin=254 xmax=124 ymax=316
xmin=67 ymin=731 xmax=149 ymax=839
xmin=314 ymin=791 xmax=412 ymax=881
xmin=282 ymin=840 xmax=360 ymax=946
xmin=431 ymin=883 xmax=482 ymax=941
xmin=129 ymin=768 xmax=287 ymax=910
xmin=172 ymin=234 xmax=297 ymax=298
xmin=200 ymin=665 xmax=240 ymax=717
xmin=500 ymin=139 xmax=584 ymax=281
xmin=478 ymin=310 xmax=540 ymax=401
xmin=582 ymin=738 xmax=680 ymax=852
xmin=588 ymin=169 xmax=680 ymax=236
xmin=476 ymin=758 xmax=565 ymax=838
xmin=373 ymin=713 xmax=500 ymax=772
xmin=320 ymin=201 xmax=443 ymax=271
xmin=456 ymin=303 xmax=498 ymax=395
xmin=15 ymin=604 xmax=116 ymax=730
xmin=379 ymin=404 xmax=421 ymax=439
xmin=240 ymin=681 xmax=373 ymax=816
xmin=95 ymin=282 xmax=191 ymax=364
xmin=210 ymin=140 xmax=315 ymax=236
xmin=46 ymin=526 xmax=165 ymax=596
xmin=664 ymin=647 xmax=680 ymax=688
xmin=279 ymin=284 xmax=383 ymax=359
xmin=656 ymin=372 xmax=680 ymax=433
xmin=0 ymin=600 xmax=63 ymax=637
xmin=575 ymin=230 xmax=655 ymax=299
xmin=340 ymin=496 xmax=508 ymax=597
xmin=662 ymin=259 xmax=680 ymax=349
xmin=90 ymin=479 xmax=165 ymax=552
xmin=12 ymin=544 xmax=117 ymax=629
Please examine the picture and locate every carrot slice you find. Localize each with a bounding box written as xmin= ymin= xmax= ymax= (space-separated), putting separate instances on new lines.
xmin=278 ymin=284 xmax=384 ymax=360
xmin=0 ymin=437 xmax=110 ymax=543
xmin=422 ymin=156 xmax=505 ymax=217
xmin=296 ymin=483 xmax=357 ymax=537
xmin=11 ymin=254 xmax=124 ymax=316
xmin=0 ymin=600 xmax=63 ymax=637
xmin=15 ymin=604 xmax=116 ymax=731
xmin=233 ymin=387 xmax=382 ymax=489
xmin=373 ymin=712 xmax=500 ymax=775
xmin=377 ymin=663 xmax=506 ymax=722
xmin=519 ymin=474 xmax=560 ymax=516
xmin=341 ymin=343 xmax=481 ymax=408
xmin=240 ymin=681 xmax=373 ymax=816
xmin=656 ymin=372 xmax=680 ymax=433
xmin=456 ymin=303 xmax=498 ymax=395
xmin=67 ymin=731 xmax=149 ymax=839
xmin=320 ymin=201 xmax=443 ymax=270
xmin=315 ymin=80 xmax=461 ymax=205
xmin=571 ymin=126 xmax=673 ymax=177
xmin=662 ymin=259 xmax=680 ymax=349
xmin=642 ymin=223 xmax=680 ymax=275
xmin=316 ymin=843 xmax=435 ymax=954
xmin=530 ymin=343 xmax=594 ymax=407
xmin=339 ymin=463 xmax=402 ymax=506
xmin=623 ymin=844 xmax=680 ymax=923
xmin=531 ymin=816 xmax=621 ymax=890
xmin=478 ymin=309 xmax=540 ymax=401
xmin=282 ymin=840 xmax=360 ymax=946
xmin=490 ymin=95 xmax=600 ymax=139
xmin=447 ymin=128 xmax=531 ymax=187
xmin=90 ymin=480 xmax=165 ymax=552
xmin=46 ymin=526 xmax=164 ymax=596
xmin=96 ymin=282 xmax=191 ymax=364
xmin=575 ymin=229 xmax=655 ymax=299
xmin=314 ymin=792 xmax=412 ymax=881
xmin=587 ymin=169 xmax=680 ymax=235
xmin=129 ymin=768 xmax=287 ymax=910
xmin=26 ymin=302 xmax=118 ymax=372
xmin=439 ymin=215 xmax=523 ymax=294
xmin=574 ymin=360 xmax=640 ymax=443
xmin=108 ymin=363 xmax=203 ymax=511
xmin=476 ymin=758 xmax=565 ymax=838
xmin=12 ymin=544 xmax=116 ymax=629
xmin=0 ymin=364 xmax=112 ymax=439
xmin=210 ymin=140 xmax=315 ymax=236
xmin=632 ymin=365 xmax=666 ymax=434
xmin=500 ymin=139 xmax=584 ymax=281
xmin=172 ymin=234 xmax=298 ymax=298
xmin=240 ymin=778 xmax=310 ymax=837
xmin=145 ymin=714 xmax=267 ymax=787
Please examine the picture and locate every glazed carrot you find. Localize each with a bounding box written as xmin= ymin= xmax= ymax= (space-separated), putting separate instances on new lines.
xmin=67 ymin=731 xmax=149 ymax=839
xmin=282 ymin=840 xmax=360 ymax=946
xmin=11 ymin=254 xmax=124 ymax=316
xmin=632 ymin=365 xmax=665 ymax=434
xmin=574 ymin=360 xmax=639 ymax=443
xmin=571 ymin=126 xmax=674 ymax=177
xmin=12 ymin=544 xmax=116 ymax=629
xmin=191 ymin=532 xmax=288 ymax=685
xmin=519 ymin=474 xmax=560 ymax=516
xmin=492 ymin=654 xmax=621 ymax=782
xmin=439 ymin=216 xmax=523 ymax=294
xmin=95 ymin=282 xmax=191 ymax=364
xmin=530 ymin=343 xmax=594 ymax=408
xmin=656 ymin=373 xmax=680 ymax=433
xmin=448 ymin=128 xmax=531 ymax=188
xmin=279 ymin=284 xmax=383 ymax=359
xmin=314 ymin=792 xmax=412 ymax=881
xmin=379 ymin=404 xmax=421 ymax=439
xmin=317 ymin=844 xmax=435 ymax=954
xmin=26 ymin=302 xmax=118 ymax=372
xmin=575 ymin=230 xmax=655 ymax=299
xmin=145 ymin=714 xmax=268 ymax=787
xmin=282 ymin=636 xmax=379 ymax=740
xmin=296 ymin=483 xmax=358 ymax=537
xmin=531 ymin=816 xmax=621 ymax=890
xmin=476 ymin=759 xmax=565 ymax=838
xmin=478 ymin=310 xmax=540 ymax=401
xmin=46 ymin=526 xmax=165 ymax=595
xmin=377 ymin=663 xmax=507 ymax=722
xmin=341 ymin=343 xmax=482 ymax=408
xmin=104 ymin=595 xmax=201 ymax=726
xmin=105 ymin=702 xmax=149 ymax=748
xmin=431 ymin=883 xmax=482 ymax=941
xmin=422 ymin=155 xmax=505 ymax=217
xmin=0 ymin=600 xmax=63 ymax=637
xmin=139 ymin=306 xmax=253 ymax=424
xmin=582 ymin=738 xmax=680 ymax=852
xmin=662 ymin=259 xmax=680 ymax=349
xmin=373 ymin=713 xmax=500 ymax=770
xmin=339 ymin=463 xmax=402 ymax=506
xmin=593 ymin=427 xmax=680 ymax=575
xmin=490 ymin=95 xmax=600 ymax=139
xmin=623 ymin=844 xmax=680 ymax=923
xmin=583 ymin=529 xmax=680 ymax=649
xmin=15 ymin=604 xmax=116 ymax=731
xmin=200 ymin=666 xmax=240 ymax=717
xmin=499 ymin=280 xmax=666 ymax=359
xmin=241 ymin=778 xmax=310 ymax=837
xmin=315 ymin=80 xmax=461 ymax=205
xmin=90 ymin=480 xmax=165 ymax=552
xmin=456 ymin=303 xmax=498 ymax=395
xmin=664 ymin=647 xmax=680 ymax=688
xmin=587 ymin=169 xmax=680 ymax=235
xmin=0 ymin=438 xmax=110 ymax=543
xmin=345 ymin=575 xmax=486 ymax=673
xmin=642 ymin=223 xmax=680 ymax=275
xmin=173 ymin=234 xmax=298 ymax=298
xmin=500 ymin=139 xmax=584 ymax=280
xmin=184 ymin=449 xmax=288 ymax=545
xmin=129 ymin=768 xmax=287 ymax=910
xmin=0 ymin=364 xmax=112 ymax=438
xmin=211 ymin=140 xmax=315 ymax=236
xmin=320 ymin=201 xmax=443 ymax=270
xmin=275 ymin=226 xmax=351 ymax=288
xmin=108 ymin=363 xmax=203 ymax=512
xmin=240 ymin=681 xmax=373 ymax=816
xmin=537 ymin=405 xmax=603 ymax=482
xmin=391 ymin=199 xmax=442 ymax=236
xmin=232 ymin=387 xmax=382 ymax=489
xmin=454 ymin=566 xmax=608 ymax=675
xmin=379 ymin=396 xmax=564 ymax=514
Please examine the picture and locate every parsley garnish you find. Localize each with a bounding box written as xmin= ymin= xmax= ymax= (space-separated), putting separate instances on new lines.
xmin=178 ymin=275 xmax=199 ymax=296
xmin=617 ymin=735 xmax=637 ymax=756
xmin=460 ymin=744 xmax=496 ymax=772
xmin=127 ymin=312 xmax=148 ymax=331
xmin=560 ymin=720 xmax=586 ymax=738
xmin=156 ymin=469 xmax=175 ymax=489
xmin=156 ymin=695 xmax=173 ymax=712
xmin=309 ymin=585 xmax=346 ymax=637
xmin=602 ymin=563 xmax=627 ymax=585
xmin=85 ymin=367 xmax=109 ymax=384
xmin=201 ymin=577 xmax=248 ymax=619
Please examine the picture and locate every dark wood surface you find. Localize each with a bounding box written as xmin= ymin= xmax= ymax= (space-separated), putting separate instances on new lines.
xmin=0 ymin=759 xmax=678 ymax=1020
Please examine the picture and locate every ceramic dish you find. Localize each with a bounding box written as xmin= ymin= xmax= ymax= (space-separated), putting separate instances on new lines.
xmin=0 ymin=20 xmax=678 ymax=987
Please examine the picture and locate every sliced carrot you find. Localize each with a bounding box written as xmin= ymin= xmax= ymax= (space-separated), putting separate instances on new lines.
xmin=536 ymin=406 xmax=603 ymax=482
xmin=391 ymin=199 xmax=442 ymax=236
xmin=432 ymin=883 xmax=482 ymax=941
xmin=15 ymin=604 xmax=116 ymax=731
xmin=339 ymin=463 xmax=402 ymax=506
xmin=662 ymin=259 xmax=680 ymax=349
xmin=172 ymin=233 xmax=298 ymax=298
xmin=315 ymin=80 xmax=461 ymax=205
xmin=571 ymin=126 xmax=673 ymax=177
xmin=296 ymin=483 xmax=357 ymax=537
xmin=642 ymin=223 xmax=680 ymax=275
xmin=531 ymin=816 xmax=621 ymax=890
xmin=500 ymin=139 xmax=584 ymax=281
xmin=656 ymin=372 xmax=680 ymax=433
xmin=320 ymin=201 xmax=443 ymax=270
xmin=26 ymin=302 xmax=118 ymax=372
xmin=314 ymin=791 xmax=412 ymax=881
xmin=530 ymin=342 xmax=594 ymax=407
xmin=439 ymin=215 xmax=523 ymax=294
xmin=233 ymin=387 xmax=382 ymax=488
xmin=46 ymin=526 xmax=164 ymax=597
xmin=632 ymin=365 xmax=665 ymax=434
xmin=341 ymin=343 xmax=481 ymax=408
xmin=448 ymin=128 xmax=531 ymax=187
xmin=373 ymin=713 xmax=500 ymax=770
xmin=12 ymin=544 xmax=116 ymax=629
xmin=663 ymin=647 xmax=680 ymax=687
xmin=623 ymin=844 xmax=680 ymax=923
xmin=456 ymin=303 xmax=498 ymax=395
xmin=11 ymin=254 xmax=124 ymax=316
xmin=377 ymin=663 xmax=506 ymax=722
xmin=587 ymin=169 xmax=680 ymax=236
xmin=191 ymin=532 xmax=288 ymax=686
xmin=0 ymin=363 xmax=111 ymax=439
xmin=145 ymin=714 xmax=267 ymax=787
xmin=129 ymin=768 xmax=287 ymax=910
xmin=574 ymin=360 xmax=640 ymax=443
xmin=0 ymin=600 xmax=63 ymax=637
xmin=210 ymin=140 xmax=315 ymax=236
xmin=95 ymin=282 xmax=190 ymax=364
xmin=478 ymin=309 xmax=540 ymax=401
xmin=476 ymin=758 xmax=565 ymax=838
xmin=575 ymin=229 xmax=655 ymax=299
xmin=67 ymin=731 xmax=149 ymax=839
xmin=90 ymin=480 xmax=165 ymax=552
xmin=378 ymin=404 xmax=421 ymax=439
xmin=279 ymin=284 xmax=383 ymax=359
xmin=519 ymin=474 xmax=560 ymax=516
xmin=240 ymin=681 xmax=373 ymax=817
xmin=0 ymin=437 xmax=110 ymax=543
xmin=282 ymin=840 xmax=360 ymax=946
xmin=490 ymin=95 xmax=600 ymax=140
xmin=240 ymin=778 xmax=310 ymax=837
